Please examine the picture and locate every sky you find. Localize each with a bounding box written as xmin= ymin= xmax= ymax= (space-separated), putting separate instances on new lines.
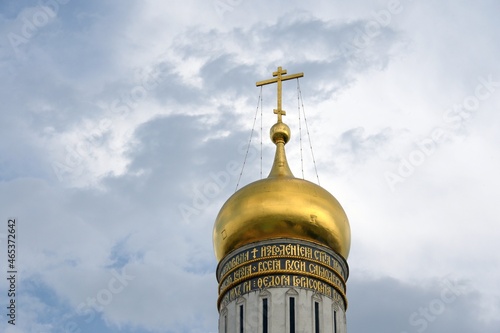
xmin=0 ymin=0 xmax=499 ymax=332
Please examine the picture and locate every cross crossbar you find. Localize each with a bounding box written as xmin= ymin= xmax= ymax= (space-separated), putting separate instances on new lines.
xmin=256 ymin=66 xmax=304 ymax=122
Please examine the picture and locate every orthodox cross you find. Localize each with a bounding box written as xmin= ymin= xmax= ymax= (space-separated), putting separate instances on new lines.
xmin=256 ymin=66 xmax=304 ymax=122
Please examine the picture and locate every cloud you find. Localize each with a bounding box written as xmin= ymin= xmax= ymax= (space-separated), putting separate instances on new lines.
xmin=347 ymin=275 xmax=500 ymax=333
xmin=0 ymin=1 xmax=499 ymax=332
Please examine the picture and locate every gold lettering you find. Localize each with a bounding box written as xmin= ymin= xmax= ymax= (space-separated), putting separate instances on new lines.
xmin=307 ymin=263 xmax=345 ymax=292
xmin=229 ymin=285 xmax=242 ymax=299
xmin=325 ymin=285 xmax=332 ymax=297
xmin=268 ymin=276 xmax=277 ymax=288
xmin=258 ymin=259 xmax=281 ymax=272
xmin=297 ymin=245 xmax=304 ymax=257
xmin=220 ymin=250 xmax=251 ymax=278
xmin=262 ymin=245 xmax=271 ymax=257
xmin=314 ymin=250 xmax=332 ymax=266
xmin=309 ymin=263 xmax=317 ymax=275
xmin=233 ymin=264 xmax=252 ymax=281
xmin=311 ymin=279 xmax=318 ymax=291
xmin=257 ymin=275 xmax=290 ymax=288
xmin=305 ymin=247 xmax=312 ymax=259
xmin=295 ymin=245 xmax=313 ymax=259
xmin=301 ymin=276 xmax=308 ymax=288
xmin=285 ymin=259 xmax=306 ymax=271
xmin=333 ymin=261 xmax=346 ymax=280
xmin=220 ymin=294 xmax=229 ymax=309
xmin=290 ymin=275 xmax=335 ymax=298
xmin=220 ymin=275 xmax=233 ymax=291
xmin=257 ymin=277 xmax=266 ymax=289
xmin=285 ymin=244 xmax=296 ymax=256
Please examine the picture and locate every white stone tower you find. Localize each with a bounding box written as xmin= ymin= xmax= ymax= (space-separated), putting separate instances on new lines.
xmin=213 ymin=67 xmax=351 ymax=333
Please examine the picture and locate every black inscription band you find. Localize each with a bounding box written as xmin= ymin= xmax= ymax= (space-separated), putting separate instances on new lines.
xmin=217 ymin=241 xmax=348 ymax=282
xmin=217 ymin=240 xmax=349 ymax=311
xmin=218 ymin=273 xmax=347 ymax=311
xmin=219 ymin=257 xmax=345 ymax=295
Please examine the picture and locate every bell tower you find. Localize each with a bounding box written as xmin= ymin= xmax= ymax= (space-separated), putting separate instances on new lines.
xmin=213 ymin=67 xmax=351 ymax=333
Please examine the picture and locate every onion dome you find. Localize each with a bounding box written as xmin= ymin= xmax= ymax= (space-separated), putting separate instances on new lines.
xmin=213 ymin=118 xmax=351 ymax=261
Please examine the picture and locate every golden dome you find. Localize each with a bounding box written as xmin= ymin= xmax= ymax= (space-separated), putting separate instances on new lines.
xmin=213 ymin=120 xmax=351 ymax=261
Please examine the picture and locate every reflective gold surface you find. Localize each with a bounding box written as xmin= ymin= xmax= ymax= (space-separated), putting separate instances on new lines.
xmin=213 ymin=173 xmax=351 ymax=261
xmin=256 ymin=66 xmax=303 ymax=123
xmin=213 ymin=126 xmax=351 ymax=261
xmin=213 ymin=66 xmax=351 ymax=262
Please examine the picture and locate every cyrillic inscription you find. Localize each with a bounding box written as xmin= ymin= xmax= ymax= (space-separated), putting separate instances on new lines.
xmin=217 ymin=240 xmax=349 ymax=312
xmin=218 ymin=258 xmax=345 ymax=294
xmin=218 ymin=274 xmax=346 ymax=311
xmin=218 ymin=241 xmax=347 ymax=282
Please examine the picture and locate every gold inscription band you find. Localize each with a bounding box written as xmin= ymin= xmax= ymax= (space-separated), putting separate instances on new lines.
xmin=217 ymin=242 xmax=348 ymax=282
xmin=216 ymin=240 xmax=350 ymax=311
xmin=217 ymin=273 xmax=347 ymax=311
xmin=218 ymin=258 xmax=346 ymax=294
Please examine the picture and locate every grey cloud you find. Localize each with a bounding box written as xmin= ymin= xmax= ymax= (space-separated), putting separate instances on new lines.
xmin=322 ymin=127 xmax=393 ymax=173
xmin=161 ymin=15 xmax=403 ymax=102
xmin=339 ymin=127 xmax=392 ymax=156
xmin=4 ymin=1 xmax=498 ymax=331
xmin=347 ymin=276 xmax=500 ymax=333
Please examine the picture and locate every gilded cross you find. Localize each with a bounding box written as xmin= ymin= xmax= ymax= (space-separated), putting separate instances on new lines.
xmin=256 ymin=66 xmax=304 ymax=122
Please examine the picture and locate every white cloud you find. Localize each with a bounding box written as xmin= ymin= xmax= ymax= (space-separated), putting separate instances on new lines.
xmin=0 ymin=0 xmax=499 ymax=332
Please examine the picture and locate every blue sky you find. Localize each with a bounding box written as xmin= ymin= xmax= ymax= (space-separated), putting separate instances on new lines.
xmin=1 ymin=0 xmax=499 ymax=332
